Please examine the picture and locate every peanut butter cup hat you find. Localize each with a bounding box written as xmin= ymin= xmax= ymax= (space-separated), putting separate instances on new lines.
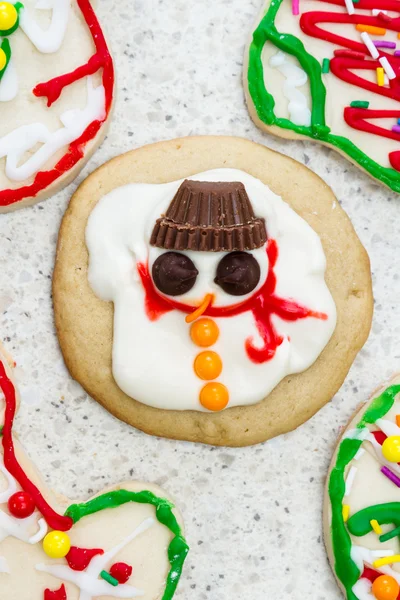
xmin=150 ymin=180 xmax=267 ymax=252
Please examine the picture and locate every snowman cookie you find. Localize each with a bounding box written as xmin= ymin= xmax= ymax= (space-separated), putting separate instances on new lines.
xmin=324 ymin=379 xmax=400 ymax=600
xmin=53 ymin=136 xmax=372 ymax=446
xmin=0 ymin=346 xmax=188 ymax=599
xmin=245 ymin=0 xmax=400 ymax=192
xmin=0 ymin=0 xmax=114 ymax=212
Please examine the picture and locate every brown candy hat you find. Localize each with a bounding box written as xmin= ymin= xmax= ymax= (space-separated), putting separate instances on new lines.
xmin=150 ymin=180 xmax=267 ymax=252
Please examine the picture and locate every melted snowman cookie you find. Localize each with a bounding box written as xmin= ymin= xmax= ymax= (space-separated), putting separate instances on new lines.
xmin=53 ymin=136 xmax=373 ymax=446
xmin=0 ymin=0 xmax=114 ymax=212
xmin=324 ymin=380 xmax=400 ymax=600
xmin=0 ymin=348 xmax=188 ymax=600
xmin=245 ymin=0 xmax=400 ymax=192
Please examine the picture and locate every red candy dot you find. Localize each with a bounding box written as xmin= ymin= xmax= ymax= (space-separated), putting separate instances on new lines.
xmin=109 ymin=562 xmax=133 ymax=584
xmin=8 ymin=491 xmax=35 ymax=519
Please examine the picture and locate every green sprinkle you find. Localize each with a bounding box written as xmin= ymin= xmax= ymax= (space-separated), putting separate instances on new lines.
xmin=100 ymin=571 xmax=119 ymax=587
xmin=350 ymin=101 xmax=370 ymax=108
xmin=322 ymin=58 xmax=330 ymax=73
xmin=0 ymin=426 xmax=3 ymax=436
xmin=380 ymin=525 xmax=400 ymax=543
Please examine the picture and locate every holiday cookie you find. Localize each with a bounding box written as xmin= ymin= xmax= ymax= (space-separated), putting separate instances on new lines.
xmin=245 ymin=0 xmax=400 ymax=192
xmin=53 ymin=136 xmax=372 ymax=447
xmin=0 ymin=346 xmax=188 ymax=599
xmin=0 ymin=0 xmax=114 ymax=212
xmin=324 ymin=380 xmax=400 ymax=600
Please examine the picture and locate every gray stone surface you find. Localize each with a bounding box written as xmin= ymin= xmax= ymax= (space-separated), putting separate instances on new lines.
xmin=1 ymin=1 xmax=399 ymax=598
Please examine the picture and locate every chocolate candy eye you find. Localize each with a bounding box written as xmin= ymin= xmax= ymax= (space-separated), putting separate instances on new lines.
xmin=152 ymin=252 xmax=198 ymax=296
xmin=214 ymin=252 xmax=260 ymax=296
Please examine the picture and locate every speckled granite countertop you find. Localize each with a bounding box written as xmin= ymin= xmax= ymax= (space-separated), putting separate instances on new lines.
xmin=1 ymin=1 xmax=399 ymax=599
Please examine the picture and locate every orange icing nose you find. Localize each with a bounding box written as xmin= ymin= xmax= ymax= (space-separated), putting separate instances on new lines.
xmin=190 ymin=318 xmax=219 ymax=347
xmin=194 ymin=351 xmax=223 ymax=381
xmin=185 ymin=294 xmax=213 ymax=324
xmin=199 ymin=382 xmax=229 ymax=412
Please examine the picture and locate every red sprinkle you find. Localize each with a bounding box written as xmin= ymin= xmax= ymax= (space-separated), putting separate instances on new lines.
xmin=372 ymin=430 xmax=387 ymax=445
xmin=110 ymin=562 xmax=133 ymax=584
xmin=8 ymin=491 xmax=35 ymax=519
xmin=44 ymin=585 xmax=67 ymax=600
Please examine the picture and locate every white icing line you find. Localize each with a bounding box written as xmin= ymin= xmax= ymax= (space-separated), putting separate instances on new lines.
xmin=18 ymin=0 xmax=70 ymax=54
xmin=345 ymin=466 xmax=357 ymax=496
xmin=268 ymin=50 xmax=311 ymax=126
xmin=361 ymin=32 xmax=379 ymax=59
xmin=372 ymin=549 xmax=395 ymax=557
xmin=28 ymin=518 xmax=47 ymax=544
xmin=352 ymin=578 xmax=375 ymax=600
xmin=0 ymin=463 xmax=17 ymax=503
xmin=376 ymin=418 xmax=400 ymax=437
xmin=379 ymin=57 xmax=396 ymax=80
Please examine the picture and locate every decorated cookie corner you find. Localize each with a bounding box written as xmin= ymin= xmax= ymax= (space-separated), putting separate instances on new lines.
xmin=0 ymin=0 xmax=114 ymax=211
xmin=0 ymin=345 xmax=188 ymax=599
xmin=325 ymin=378 xmax=400 ymax=600
xmin=246 ymin=0 xmax=400 ymax=192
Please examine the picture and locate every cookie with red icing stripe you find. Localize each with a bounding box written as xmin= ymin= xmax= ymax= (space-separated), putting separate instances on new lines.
xmin=53 ymin=136 xmax=372 ymax=446
xmin=0 ymin=0 xmax=114 ymax=212
xmin=245 ymin=0 xmax=400 ymax=192
xmin=0 ymin=346 xmax=188 ymax=600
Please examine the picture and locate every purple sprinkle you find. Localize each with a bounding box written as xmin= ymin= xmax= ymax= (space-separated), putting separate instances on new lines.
xmin=392 ymin=125 xmax=400 ymax=133
xmin=381 ymin=466 xmax=400 ymax=487
xmin=373 ymin=41 xmax=396 ymax=49
xmin=395 ymin=51 xmax=400 ymax=57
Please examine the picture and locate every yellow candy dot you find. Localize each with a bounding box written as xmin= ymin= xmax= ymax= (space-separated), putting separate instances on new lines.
xmin=194 ymin=351 xmax=222 ymax=381
xmin=0 ymin=48 xmax=6 ymax=71
xmin=382 ymin=436 xmax=400 ymax=463
xmin=199 ymin=382 xmax=229 ymax=411
xmin=0 ymin=2 xmax=17 ymax=31
xmin=43 ymin=531 xmax=71 ymax=559
xmin=190 ymin=318 xmax=219 ymax=347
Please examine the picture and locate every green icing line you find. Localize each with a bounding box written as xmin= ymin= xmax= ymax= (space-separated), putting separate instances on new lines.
xmin=380 ymin=524 xmax=400 ymax=543
xmin=322 ymin=58 xmax=330 ymax=74
xmin=247 ymin=0 xmax=400 ymax=192
xmin=348 ymin=503 xmax=400 ymax=537
xmin=327 ymin=385 xmax=400 ymax=599
xmin=65 ymin=489 xmax=189 ymax=600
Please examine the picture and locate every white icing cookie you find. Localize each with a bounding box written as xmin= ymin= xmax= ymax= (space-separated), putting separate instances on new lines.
xmin=86 ymin=168 xmax=337 ymax=412
xmin=0 ymin=0 xmax=114 ymax=212
xmin=324 ymin=379 xmax=400 ymax=600
xmin=0 ymin=346 xmax=188 ymax=599
xmin=245 ymin=0 xmax=400 ymax=192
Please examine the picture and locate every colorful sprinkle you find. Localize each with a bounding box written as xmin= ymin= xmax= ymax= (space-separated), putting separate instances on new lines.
xmin=377 ymin=67 xmax=385 ymax=86
xmin=372 ymin=575 xmax=399 ymax=600
xmin=100 ymin=571 xmax=119 ymax=587
xmin=392 ymin=125 xmax=400 ymax=133
xmin=381 ymin=466 xmax=400 ymax=488
xmin=396 ymin=415 xmax=400 ymax=427
xmin=345 ymin=466 xmax=357 ymax=496
xmin=370 ymin=519 xmax=383 ymax=535
xmin=350 ymin=100 xmax=370 ymax=108
xmin=342 ymin=504 xmax=350 ymax=522
xmin=356 ymin=24 xmax=386 ymax=36
xmin=360 ymin=31 xmax=380 ymax=59
xmin=380 ymin=525 xmax=400 ymax=543
xmin=373 ymin=41 xmax=396 ymax=49
xmin=373 ymin=554 xmax=400 ymax=568
xmin=322 ymin=58 xmax=330 ymax=73
xmin=395 ymin=51 xmax=400 ymax=57
xmin=344 ymin=0 xmax=354 ymax=15
xmin=292 ymin=0 xmax=299 ymax=15
xmin=379 ymin=57 xmax=396 ymax=80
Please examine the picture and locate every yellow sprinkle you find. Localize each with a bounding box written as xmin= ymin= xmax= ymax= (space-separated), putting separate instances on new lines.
xmin=356 ymin=24 xmax=386 ymax=35
xmin=377 ymin=67 xmax=385 ymax=87
xmin=373 ymin=554 xmax=400 ymax=568
xmin=370 ymin=519 xmax=383 ymax=535
xmin=342 ymin=505 xmax=350 ymax=522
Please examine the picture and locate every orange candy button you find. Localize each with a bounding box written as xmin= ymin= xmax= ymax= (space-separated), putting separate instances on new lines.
xmin=194 ymin=351 xmax=222 ymax=380
xmin=190 ymin=318 xmax=219 ymax=347
xmin=199 ymin=382 xmax=229 ymax=411
xmin=372 ymin=575 xmax=400 ymax=600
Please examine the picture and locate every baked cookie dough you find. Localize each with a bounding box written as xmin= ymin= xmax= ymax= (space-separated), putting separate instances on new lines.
xmin=0 ymin=345 xmax=188 ymax=599
xmin=53 ymin=136 xmax=373 ymax=447
xmin=244 ymin=0 xmax=400 ymax=192
xmin=0 ymin=0 xmax=114 ymax=212
xmin=324 ymin=380 xmax=400 ymax=600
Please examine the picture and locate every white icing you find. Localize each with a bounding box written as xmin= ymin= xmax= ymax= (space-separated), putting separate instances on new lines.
xmin=0 ymin=57 xmax=18 ymax=102
xmin=36 ymin=517 xmax=154 ymax=599
xmin=0 ymin=77 xmax=105 ymax=181
xmin=86 ymin=168 xmax=337 ymax=411
xmin=0 ymin=556 xmax=9 ymax=574
xmin=345 ymin=466 xmax=357 ymax=496
xmin=0 ymin=510 xmax=44 ymax=544
xmin=354 ymin=448 xmax=365 ymax=461
xmin=0 ymin=463 xmax=17 ymax=503
xmin=18 ymin=0 xmax=70 ymax=54
xmin=352 ymin=578 xmax=375 ymax=600
xmin=28 ymin=517 xmax=47 ymax=544
xmin=344 ymin=428 xmax=370 ymax=441
xmin=268 ymin=50 xmax=311 ymax=126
